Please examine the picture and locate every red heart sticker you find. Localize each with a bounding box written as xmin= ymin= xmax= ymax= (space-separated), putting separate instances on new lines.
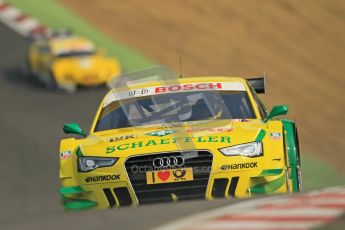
xmin=157 ymin=171 xmax=170 ymax=181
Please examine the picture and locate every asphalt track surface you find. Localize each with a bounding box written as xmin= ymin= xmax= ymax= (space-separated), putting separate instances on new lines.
xmin=0 ymin=22 xmax=240 ymax=230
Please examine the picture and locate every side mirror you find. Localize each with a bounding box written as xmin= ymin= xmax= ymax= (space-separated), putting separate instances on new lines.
xmin=63 ymin=123 xmax=87 ymax=137
xmin=263 ymin=105 xmax=288 ymax=123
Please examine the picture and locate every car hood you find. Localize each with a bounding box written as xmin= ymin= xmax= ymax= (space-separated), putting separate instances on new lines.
xmin=54 ymin=54 xmax=108 ymax=68
xmin=52 ymin=55 xmax=117 ymax=79
xmin=77 ymin=119 xmax=274 ymax=157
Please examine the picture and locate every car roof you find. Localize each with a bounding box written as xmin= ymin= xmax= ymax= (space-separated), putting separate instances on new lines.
xmin=109 ymin=76 xmax=247 ymax=90
xmin=48 ymin=36 xmax=95 ymax=54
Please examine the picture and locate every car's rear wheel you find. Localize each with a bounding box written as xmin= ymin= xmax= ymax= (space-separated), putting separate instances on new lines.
xmin=45 ymin=70 xmax=58 ymax=90
xmin=292 ymin=127 xmax=302 ymax=191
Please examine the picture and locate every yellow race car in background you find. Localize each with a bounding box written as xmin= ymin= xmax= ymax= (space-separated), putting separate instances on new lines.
xmin=59 ymin=67 xmax=301 ymax=210
xmin=23 ymin=29 xmax=121 ymax=92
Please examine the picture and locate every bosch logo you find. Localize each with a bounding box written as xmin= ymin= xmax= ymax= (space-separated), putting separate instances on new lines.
xmin=129 ymin=88 xmax=148 ymax=96
xmin=153 ymin=156 xmax=185 ymax=168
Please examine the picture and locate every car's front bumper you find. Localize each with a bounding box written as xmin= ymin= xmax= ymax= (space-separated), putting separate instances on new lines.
xmin=60 ymin=167 xmax=288 ymax=210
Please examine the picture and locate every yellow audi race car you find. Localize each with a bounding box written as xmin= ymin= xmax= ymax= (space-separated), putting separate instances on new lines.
xmin=59 ymin=67 xmax=301 ymax=210
xmin=23 ymin=30 xmax=121 ymax=92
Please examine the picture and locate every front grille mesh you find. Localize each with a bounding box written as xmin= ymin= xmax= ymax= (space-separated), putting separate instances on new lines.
xmin=125 ymin=151 xmax=213 ymax=204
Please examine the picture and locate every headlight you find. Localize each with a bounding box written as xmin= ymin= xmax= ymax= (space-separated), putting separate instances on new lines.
xmin=78 ymin=157 xmax=118 ymax=172
xmin=219 ymin=142 xmax=263 ymax=157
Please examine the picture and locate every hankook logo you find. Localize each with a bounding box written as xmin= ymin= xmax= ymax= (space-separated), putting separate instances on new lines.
xmin=85 ymin=174 xmax=120 ymax=183
xmin=220 ymin=162 xmax=258 ymax=170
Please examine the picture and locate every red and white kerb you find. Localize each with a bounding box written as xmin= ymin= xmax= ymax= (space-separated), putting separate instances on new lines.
xmin=153 ymin=186 xmax=345 ymax=230
xmin=0 ymin=1 xmax=47 ymax=37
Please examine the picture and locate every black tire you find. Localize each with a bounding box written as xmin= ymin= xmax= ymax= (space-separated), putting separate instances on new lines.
xmin=45 ymin=70 xmax=58 ymax=90
xmin=294 ymin=126 xmax=303 ymax=191
xmin=22 ymin=57 xmax=33 ymax=78
xmin=47 ymin=70 xmax=77 ymax=93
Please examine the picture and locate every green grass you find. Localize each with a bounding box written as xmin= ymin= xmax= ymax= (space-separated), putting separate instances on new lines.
xmin=6 ymin=0 xmax=345 ymax=191
xmin=301 ymin=154 xmax=345 ymax=191
xmin=6 ymin=0 xmax=155 ymax=71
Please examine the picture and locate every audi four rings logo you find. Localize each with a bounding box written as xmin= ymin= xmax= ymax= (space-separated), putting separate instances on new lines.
xmin=153 ymin=156 xmax=185 ymax=168
xmin=129 ymin=88 xmax=149 ymax=96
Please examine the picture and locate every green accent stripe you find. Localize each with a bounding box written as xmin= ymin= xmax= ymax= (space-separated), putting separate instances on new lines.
xmin=63 ymin=200 xmax=97 ymax=210
xmin=259 ymin=169 xmax=283 ymax=177
xmin=290 ymin=167 xmax=299 ymax=192
xmin=255 ymin=129 xmax=266 ymax=142
xmin=76 ymin=147 xmax=83 ymax=157
xmin=282 ymin=119 xmax=298 ymax=167
xmin=59 ymin=186 xmax=84 ymax=195
xmin=282 ymin=119 xmax=300 ymax=192
xmin=249 ymin=174 xmax=285 ymax=194
xmin=60 ymin=187 xmax=96 ymax=210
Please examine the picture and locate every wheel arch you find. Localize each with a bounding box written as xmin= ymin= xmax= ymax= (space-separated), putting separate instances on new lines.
xmin=282 ymin=119 xmax=302 ymax=192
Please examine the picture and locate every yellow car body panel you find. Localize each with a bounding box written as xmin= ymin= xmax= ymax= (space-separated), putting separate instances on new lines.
xmin=26 ymin=36 xmax=121 ymax=90
xmin=59 ymin=76 xmax=301 ymax=209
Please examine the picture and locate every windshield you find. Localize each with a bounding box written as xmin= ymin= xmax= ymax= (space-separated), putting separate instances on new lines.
xmin=55 ymin=50 xmax=95 ymax=58
xmin=94 ymin=90 xmax=255 ymax=132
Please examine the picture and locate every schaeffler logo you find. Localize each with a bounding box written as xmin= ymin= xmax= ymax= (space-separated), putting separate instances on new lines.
xmin=129 ymin=88 xmax=148 ymax=96
xmin=85 ymin=174 xmax=120 ymax=183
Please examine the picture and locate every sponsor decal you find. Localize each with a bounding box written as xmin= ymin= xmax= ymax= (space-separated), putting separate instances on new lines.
xmin=106 ymin=135 xmax=231 ymax=154
xmin=60 ymin=151 xmax=72 ymax=160
xmin=103 ymin=82 xmax=245 ymax=107
xmin=186 ymin=127 xmax=234 ymax=132
xmin=146 ymin=168 xmax=194 ymax=184
xmin=129 ymin=88 xmax=148 ymax=96
xmin=155 ymin=169 xmax=188 ymax=182
xmin=85 ymin=174 xmax=120 ymax=183
xmin=146 ymin=130 xmax=176 ymax=137
xmin=270 ymin=132 xmax=282 ymax=140
xmin=158 ymin=171 xmax=170 ymax=181
xmin=172 ymin=169 xmax=187 ymax=180
xmin=155 ymin=83 xmax=222 ymax=94
xmin=107 ymin=134 xmax=136 ymax=142
xmin=220 ymin=162 xmax=258 ymax=170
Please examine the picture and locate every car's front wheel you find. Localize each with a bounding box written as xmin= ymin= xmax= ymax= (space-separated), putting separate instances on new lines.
xmin=45 ymin=70 xmax=58 ymax=90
